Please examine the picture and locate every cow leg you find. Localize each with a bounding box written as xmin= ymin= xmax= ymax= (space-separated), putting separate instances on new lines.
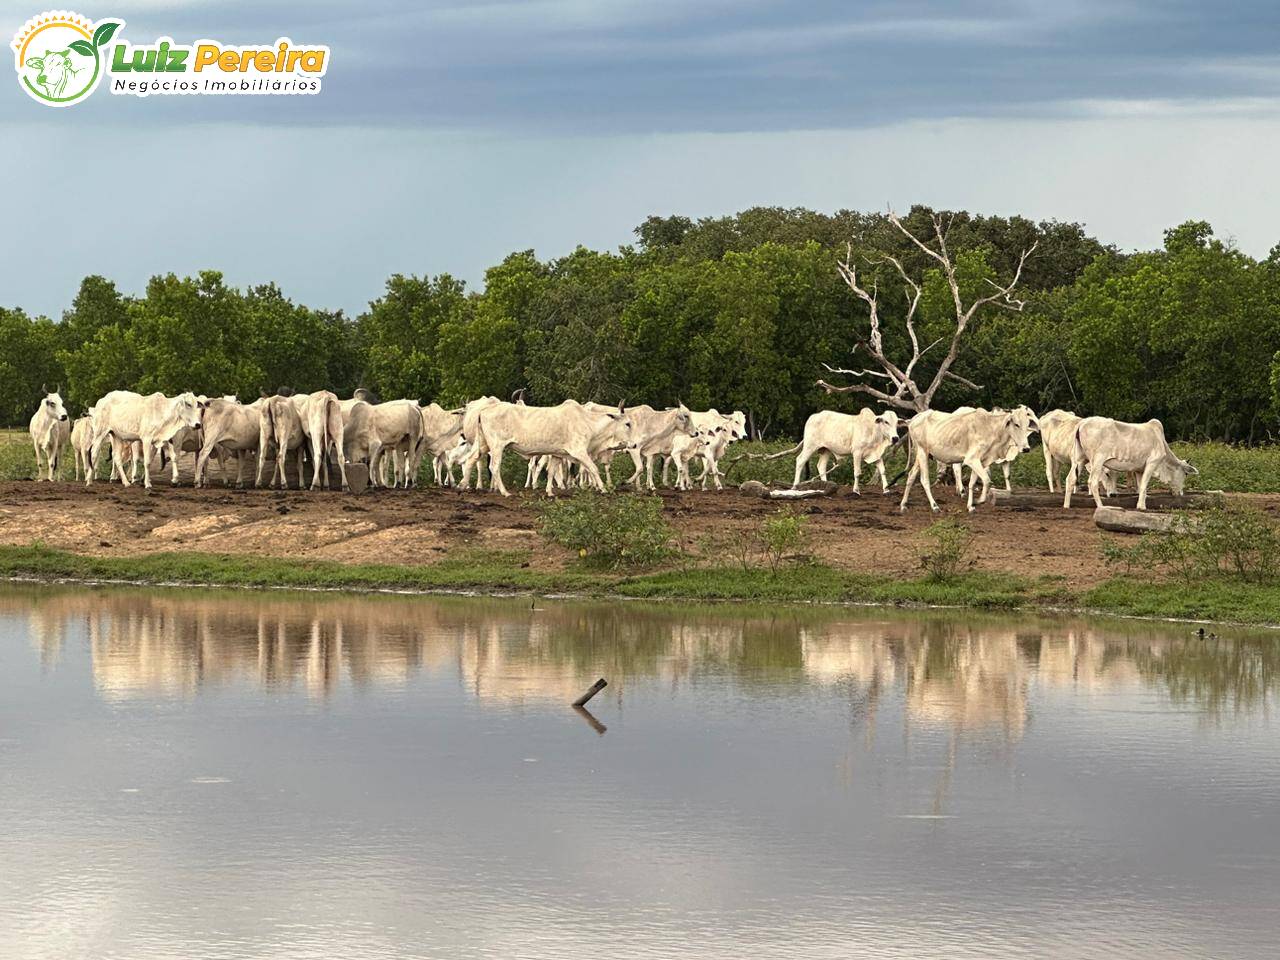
xmin=899 ymin=446 xmax=929 ymax=511
xmin=141 ymin=441 xmax=156 ymax=491
xmin=1002 ymin=460 xmax=1013 ymax=493
xmin=488 ymin=442 xmax=510 ymax=496
xmin=625 ymin=447 xmax=645 ymax=487
xmin=235 ymin=455 xmax=246 ymax=488
xmin=1136 ymin=461 xmax=1156 ymax=511
xmin=572 ymin=448 xmax=607 ymax=492
xmin=963 ymin=457 xmax=992 ymax=511
xmin=792 ymin=443 xmax=817 ymax=488
xmin=194 ymin=445 xmax=212 ymax=488
xmin=850 ymin=453 xmax=864 ymax=494
xmin=1086 ymin=463 xmax=1105 ymax=510
xmin=165 ymin=441 xmax=180 ymax=485
xmin=1062 ymin=458 xmax=1079 ymax=509
xmin=816 ymin=451 xmax=832 ymax=482
xmin=918 ymin=450 xmax=943 ymax=512
xmin=295 ymin=447 xmax=305 ymax=490
xmin=644 ymin=455 xmax=656 ymax=491
xmin=950 ymin=463 xmax=963 ymax=496
xmin=1044 ymin=452 xmax=1056 ymax=493
xmin=308 ymin=434 xmax=325 ymax=491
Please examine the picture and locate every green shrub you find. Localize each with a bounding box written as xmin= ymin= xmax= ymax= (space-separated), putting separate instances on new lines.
xmin=1101 ymin=502 xmax=1280 ymax=583
xmin=757 ymin=506 xmax=810 ymax=573
xmin=917 ymin=518 xmax=975 ymax=581
xmin=536 ymin=490 xmax=674 ymax=568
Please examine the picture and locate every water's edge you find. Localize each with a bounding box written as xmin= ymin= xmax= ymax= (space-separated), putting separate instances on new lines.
xmin=5 ymin=572 xmax=1275 ymax=631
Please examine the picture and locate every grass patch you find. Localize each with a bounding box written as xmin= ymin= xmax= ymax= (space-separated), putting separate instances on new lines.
xmin=8 ymin=543 xmax=1280 ymax=624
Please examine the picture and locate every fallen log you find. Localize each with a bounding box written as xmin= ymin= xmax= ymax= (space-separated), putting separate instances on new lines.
xmin=1094 ymin=505 xmax=1191 ymax=535
xmin=738 ymin=480 xmax=839 ymax=499
xmin=993 ymin=489 xmax=1222 ymax=510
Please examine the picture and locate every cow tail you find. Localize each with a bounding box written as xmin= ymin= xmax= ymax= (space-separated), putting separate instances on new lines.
xmin=324 ymin=396 xmax=343 ymax=459
xmin=1072 ymin=423 xmax=1086 ymax=470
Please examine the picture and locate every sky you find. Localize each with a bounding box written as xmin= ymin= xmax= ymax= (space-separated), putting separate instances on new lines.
xmin=2 ymin=0 xmax=1279 ymax=318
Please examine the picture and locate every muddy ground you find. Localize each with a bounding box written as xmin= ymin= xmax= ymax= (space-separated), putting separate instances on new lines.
xmin=4 ymin=458 xmax=1266 ymax=587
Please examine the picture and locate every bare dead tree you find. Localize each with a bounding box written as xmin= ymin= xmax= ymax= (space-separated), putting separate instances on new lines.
xmin=817 ymin=210 xmax=1037 ymax=412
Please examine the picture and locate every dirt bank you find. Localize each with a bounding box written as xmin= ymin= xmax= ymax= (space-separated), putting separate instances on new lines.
xmin=5 ymin=474 xmax=1265 ymax=588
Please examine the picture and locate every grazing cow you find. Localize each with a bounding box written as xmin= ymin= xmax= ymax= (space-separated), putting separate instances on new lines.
xmin=86 ymin=391 xmax=203 ymax=490
xmin=258 ymin=394 xmax=306 ymax=489
xmin=290 ymin=391 xmax=350 ymax=491
xmin=900 ymin=408 xmax=1033 ymax=511
xmin=786 ymin=408 xmax=900 ymax=493
xmin=1063 ymin=417 xmax=1197 ymax=511
xmin=29 ymin=389 xmax=70 ymax=481
xmin=476 ymin=400 xmax=632 ymax=496
xmin=195 ymin=398 xmax=265 ymax=488
xmin=619 ymin=405 xmax=695 ymax=490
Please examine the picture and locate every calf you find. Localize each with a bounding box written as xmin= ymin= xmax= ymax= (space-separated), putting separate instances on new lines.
xmin=29 ymin=388 xmax=69 ymax=481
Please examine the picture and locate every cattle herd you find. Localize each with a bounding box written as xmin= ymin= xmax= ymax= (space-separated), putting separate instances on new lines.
xmin=25 ymin=387 xmax=1198 ymax=512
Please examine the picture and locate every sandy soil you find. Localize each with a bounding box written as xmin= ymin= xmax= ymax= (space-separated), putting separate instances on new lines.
xmin=3 ymin=458 xmax=1260 ymax=588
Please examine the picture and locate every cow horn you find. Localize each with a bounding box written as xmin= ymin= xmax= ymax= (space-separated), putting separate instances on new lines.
xmin=41 ymin=383 xmax=47 ymax=394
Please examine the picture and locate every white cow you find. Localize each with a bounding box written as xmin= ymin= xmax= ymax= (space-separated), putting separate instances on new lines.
xmin=1063 ymin=417 xmax=1197 ymax=511
xmin=788 ymin=408 xmax=900 ymax=493
xmin=476 ymin=400 xmax=633 ymax=496
xmin=900 ymin=408 xmax=1033 ymax=511
xmin=458 ymin=396 xmax=504 ymax=490
xmin=195 ymin=398 xmax=265 ymax=488
xmin=685 ymin=409 xmax=747 ymax=490
xmin=70 ymin=410 xmax=95 ymax=481
xmin=258 ymin=394 xmax=306 ymax=489
xmin=935 ymin=405 xmax=1039 ymax=494
xmin=671 ymin=429 xmax=719 ymax=491
xmin=29 ymin=389 xmax=69 ymax=481
xmin=86 ymin=391 xmax=203 ymax=490
xmin=291 ymin=390 xmax=350 ymax=491
xmin=440 ymin=436 xmax=473 ymax=487
xmin=417 ymin=403 xmax=464 ymax=486
xmin=357 ymin=399 xmax=423 ymax=489
xmin=617 ymin=405 xmax=696 ymax=490
xmin=1039 ymin=409 xmax=1083 ymax=493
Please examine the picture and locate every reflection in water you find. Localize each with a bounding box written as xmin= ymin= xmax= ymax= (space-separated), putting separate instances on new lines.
xmin=2 ymin=587 xmax=1278 ymax=960
xmin=10 ymin=589 xmax=1275 ymax=726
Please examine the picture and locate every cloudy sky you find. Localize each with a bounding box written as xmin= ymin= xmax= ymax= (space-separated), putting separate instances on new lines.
xmin=3 ymin=0 xmax=1279 ymax=318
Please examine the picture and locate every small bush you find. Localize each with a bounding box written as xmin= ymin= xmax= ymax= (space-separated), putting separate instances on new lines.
xmin=757 ymin=506 xmax=810 ymax=573
xmin=917 ymin=518 xmax=975 ymax=581
xmin=536 ymin=490 xmax=674 ymax=568
xmin=1101 ymin=502 xmax=1280 ymax=584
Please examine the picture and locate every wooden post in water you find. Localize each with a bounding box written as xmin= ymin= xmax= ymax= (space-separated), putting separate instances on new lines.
xmin=572 ymin=678 xmax=607 ymax=707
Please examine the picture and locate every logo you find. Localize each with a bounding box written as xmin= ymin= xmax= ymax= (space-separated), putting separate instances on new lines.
xmin=11 ymin=11 xmax=120 ymax=106
xmin=11 ymin=11 xmax=329 ymax=107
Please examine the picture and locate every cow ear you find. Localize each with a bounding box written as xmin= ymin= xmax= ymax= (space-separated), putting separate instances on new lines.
xmin=27 ymin=57 xmax=43 ymax=69
xmin=618 ymin=400 xmax=626 ymax=413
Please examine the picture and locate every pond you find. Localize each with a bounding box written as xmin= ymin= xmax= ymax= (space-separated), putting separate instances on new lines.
xmin=1 ymin=586 xmax=1277 ymax=959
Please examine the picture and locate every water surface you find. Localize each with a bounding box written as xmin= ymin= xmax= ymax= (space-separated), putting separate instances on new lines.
xmin=1 ymin=586 xmax=1278 ymax=959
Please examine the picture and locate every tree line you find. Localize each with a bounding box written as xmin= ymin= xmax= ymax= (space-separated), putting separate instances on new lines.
xmin=2 ymin=206 xmax=1277 ymax=442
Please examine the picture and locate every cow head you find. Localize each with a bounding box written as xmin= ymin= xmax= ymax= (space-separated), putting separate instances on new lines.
xmin=726 ymin=411 xmax=748 ymax=440
xmin=27 ymin=49 xmax=79 ymax=99
xmin=171 ymin=392 xmax=203 ymax=430
xmin=1010 ymin=404 xmax=1040 ymax=436
xmin=674 ymin=403 xmax=694 ymax=434
xmin=1155 ymin=455 xmax=1198 ymax=496
xmin=1004 ymin=414 xmax=1034 ymax=454
xmin=875 ymin=410 xmax=900 ymax=443
xmin=41 ymin=387 xmax=68 ymax=422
